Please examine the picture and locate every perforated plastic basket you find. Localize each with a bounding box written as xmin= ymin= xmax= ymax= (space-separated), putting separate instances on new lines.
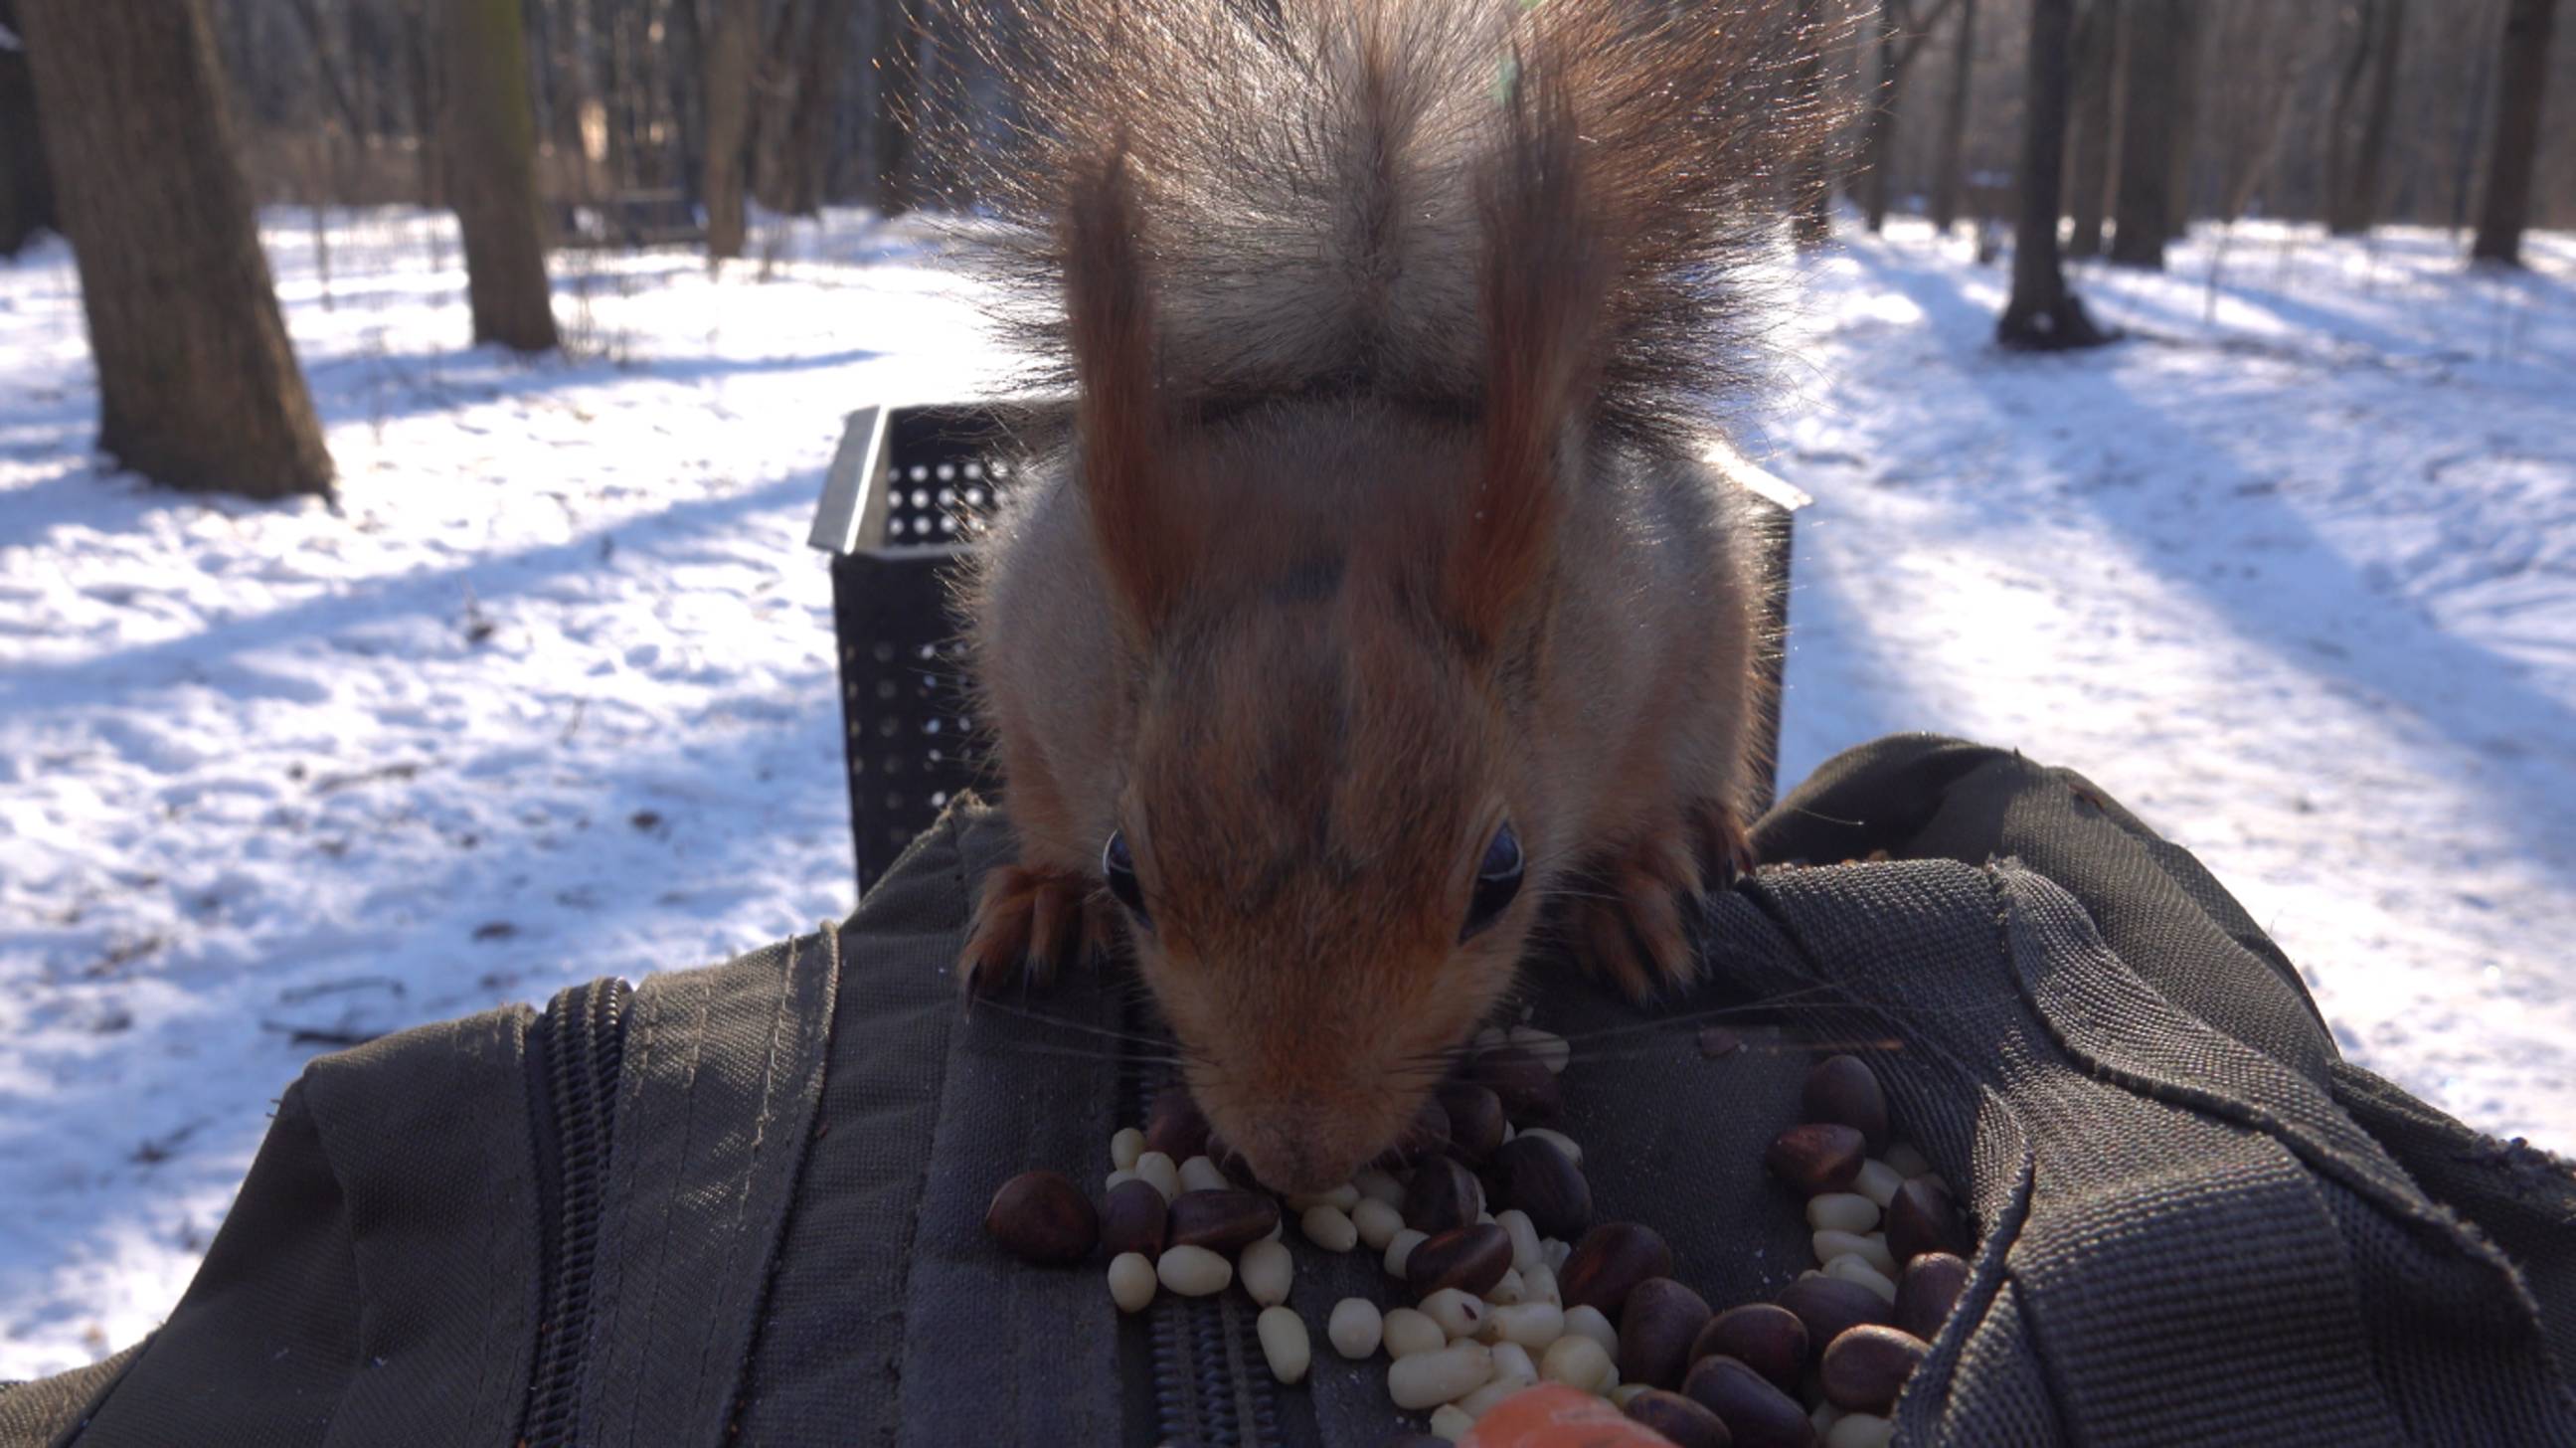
xmin=808 ymin=403 xmax=1805 ymax=899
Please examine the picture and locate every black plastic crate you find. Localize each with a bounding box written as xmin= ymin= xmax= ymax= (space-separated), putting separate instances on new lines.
xmin=810 ymin=403 xmax=1805 ymax=900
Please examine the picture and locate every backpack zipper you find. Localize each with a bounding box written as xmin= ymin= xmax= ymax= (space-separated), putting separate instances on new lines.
xmin=518 ymin=977 xmax=632 ymax=1448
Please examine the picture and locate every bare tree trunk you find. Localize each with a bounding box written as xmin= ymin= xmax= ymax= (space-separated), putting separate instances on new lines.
xmin=1930 ymin=0 xmax=1977 ymax=234
xmin=666 ymin=0 xmax=710 ymax=206
xmin=777 ymin=0 xmax=857 ymax=215
xmin=15 ymin=0 xmax=333 ymax=498
xmin=0 ymin=0 xmax=58 ymax=257
xmin=2064 ymin=0 xmax=2117 ymax=257
xmin=2160 ymin=0 xmax=2199 ymax=243
xmin=443 ymin=0 xmax=559 ymax=350
xmin=703 ymin=0 xmax=760 ymax=260
xmin=2341 ymin=0 xmax=2404 ymax=235
xmin=2000 ymin=0 xmax=2111 ymax=348
xmin=1792 ymin=0 xmax=1834 ymax=248
xmin=402 ymin=0 xmax=444 ymax=205
xmin=2472 ymin=0 xmax=2553 ymax=265
xmin=1860 ymin=0 xmax=1904 ymax=233
xmin=870 ymin=0 xmax=922 ymax=216
xmin=2108 ymin=0 xmax=2182 ymax=269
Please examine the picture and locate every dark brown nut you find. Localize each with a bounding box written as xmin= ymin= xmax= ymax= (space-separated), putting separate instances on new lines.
xmin=1801 ymin=1055 xmax=1890 ymax=1152
xmin=1559 ymin=1222 xmax=1675 ymax=1317
xmin=1886 ymin=1178 xmax=1971 ymax=1264
xmin=983 ymin=1170 xmax=1099 ymax=1265
xmin=1406 ymin=1223 xmax=1513 ymax=1297
xmin=1403 ymin=1156 xmax=1483 ymax=1235
xmin=1689 ymin=1303 xmax=1809 ymax=1394
xmin=1895 ymin=1252 xmax=1971 ymax=1341
xmin=1436 ymin=1082 xmax=1509 ymax=1162
xmin=1374 ymin=1096 xmax=1453 ymax=1170
xmin=1484 ymin=1134 xmax=1593 ymax=1239
xmin=1100 ymin=1178 xmax=1169 ymax=1259
xmin=1763 ymin=1124 xmax=1865 ymax=1195
xmin=1681 ymin=1355 xmax=1815 ymax=1448
xmin=1472 ymin=1045 xmax=1563 ymax=1124
xmin=1774 ymin=1275 xmax=1895 ymax=1362
xmin=1617 ymin=1277 xmax=1713 ymax=1390
xmin=1164 ymin=1188 xmax=1281 ymax=1253
xmin=1144 ymin=1087 xmax=1210 ymax=1163
xmin=1819 ymin=1324 xmax=1930 ymax=1413
xmin=1623 ymin=1387 xmax=1735 ymax=1448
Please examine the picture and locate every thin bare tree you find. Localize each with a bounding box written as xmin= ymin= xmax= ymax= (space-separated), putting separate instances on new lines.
xmin=2472 ymin=0 xmax=2558 ymax=265
xmin=2000 ymin=0 xmax=2114 ymax=348
xmin=443 ymin=0 xmax=559 ymax=349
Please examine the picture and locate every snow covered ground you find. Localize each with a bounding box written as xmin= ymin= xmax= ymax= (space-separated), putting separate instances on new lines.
xmin=2 ymin=208 xmax=2569 ymax=1377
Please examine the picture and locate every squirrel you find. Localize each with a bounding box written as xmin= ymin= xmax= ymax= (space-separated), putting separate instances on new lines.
xmin=944 ymin=0 xmax=1825 ymax=1193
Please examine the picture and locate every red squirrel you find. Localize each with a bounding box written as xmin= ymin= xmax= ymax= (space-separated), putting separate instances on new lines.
xmin=947 ymin=0 xmax=1823 ymax=1192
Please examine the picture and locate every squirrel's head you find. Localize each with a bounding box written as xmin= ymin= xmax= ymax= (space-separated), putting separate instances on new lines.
xmin=1058 ymin=108 xmax=1606 ymax=1191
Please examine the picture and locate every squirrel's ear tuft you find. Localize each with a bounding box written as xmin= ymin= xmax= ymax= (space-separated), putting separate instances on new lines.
xmin=1448 ymin=57 xmax=1609 ymax=650
xmin=1064 ymin=141 xmax=1191 ymax=635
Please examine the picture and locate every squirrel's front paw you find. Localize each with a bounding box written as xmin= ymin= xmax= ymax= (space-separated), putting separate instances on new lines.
xmin=959 ymin=864 xmax=1114 ymax=998
xmin=1565 ymin=800 xmax=1752 ymax=1002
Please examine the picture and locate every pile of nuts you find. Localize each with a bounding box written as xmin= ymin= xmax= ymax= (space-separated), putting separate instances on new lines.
xmin=985 ymin=1028 xmax=1973 ymax=1447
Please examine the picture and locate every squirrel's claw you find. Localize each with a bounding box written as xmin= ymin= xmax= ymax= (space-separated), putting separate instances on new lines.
xmin=960 ymin=863 xmax=1106 ymax=1000
xmin=1566 ymin=799 xmax=1754 ymax=1002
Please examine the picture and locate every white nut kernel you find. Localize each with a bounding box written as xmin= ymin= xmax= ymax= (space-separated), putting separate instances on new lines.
xmin=1814 ymin=1229 xmax=1898 ymax=1277
xmin=1828 ymin=1412 xmax=1897 ymax=1448
xmin=1353 ymin=1196 xmax=1406 ymax=1251
xmin=1498 ymin=1209 xmax=1543 ymax=1273
xmin=1823 ymin=1253 xmax=1900 ymax=1303
xmin=1355 ymin=1169 xmax=1408 ymax=1207
xmin=1883 ymin=1143 xmax=1934 ymax=1177
xmin=1134 ymin=1151 xmax=1181 ymax=1202
xmin=1542 ymin=1238 xmax=1573 ymax=1272
xmin=1521 ymin=1263 xmax=1561 ymax=1308
xmin=1326 ymin=1297 xmax=1383 ymax=1358
xmin=1429 ymin=1402 xmax=1476 ymax=1441
xmin=1256 ymin=1305 xmax=1310 ymax=1384
xmin=1485 ymin=1267 xmax=1525 ymax=1305
xmin=1609 ymin=1382 xmax=1649 ymax=1407
xmin=1383 ymin=1307 xmax=1447 ymax=1358
xmin=1489 ymin=1341 xmax=1539 ymax=1386
xmin=1457 ymin=1378 xmax=1524 ymax=1417
xmin=1239 ymin=1238 xmax=1292 ymax=1306
xmin=1562 ymin=1305 xmax=1620 ymax=1357
xmin=1390 ymin=1341 xmax=1495 ymax=1410
xmin=1421 ymin=1287 xmax=1485 ymax=1339
xmin=1108 ymin=1252 xmax=1156 ymax=1313
xmin=1111 ymin=1128 xmax=1145 ymax=1172
xmin=1156 ymin=1243 xmax=1232 ymax=1297
xmin=1853 ymin=1159 xmax=1903 ymax=1208
xmin=1807 ymin=1192 xmax=1881 ymax=1234
xmin=1508 ymin=1025 xmax=1571 ymax=1074
xmin=1299 ymin=1204 xmax=1360 ymax=1252
xmin=1488 ymin=1301 xmax=1566 ymax=1350
xmin=1539 ymin=1334 xmax=1616 ymax=1393
xmin=1178 ymin=1155 xmax=1231 ymax=1194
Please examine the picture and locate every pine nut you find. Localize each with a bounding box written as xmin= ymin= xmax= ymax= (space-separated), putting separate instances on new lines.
xmin=1521 ymin=1263 xmax=1561 ymax=1307
xmin=1814 ymin=1229 xmax=1897 ymax=1277
xmin=1389 ymin=1341 xmax=1495 ymax=1409
xmin=1852 ymin=1159 xmax=1902 ymax=1208
xmin=1327 ymin=1297 xmax=1383 ymax=1358
xmin=1508 ymin=1025 xmax=1571 ymax=1074
xmin=1823 ymin=1253 xmax=1899 ymax=1304
xmin=1563 ymin=1304 xmax=1620 ymax=1357
xmin=1355 ymin=1168 xmax=1409 ymax=1206
xmin=1421 ymin=1287 xmax=1486 ymax=1339
xmin=1488 ymin=1301 xmax=1566 ymax=1350
xmin=1155 ymin=1243 xmax=1231 ymax=1296
xmin=1239 ymin=1238 xmax=1292 ymax=1306
xmin=1354 ymin=1196 xmax=1406 ymax=1250
xmin=1300 ymin=1203 xmax=1359 ymax=1252
xmin=1486 ymin=1267 xmax=1526 ymax=1304
xmin=1498 ymin=1209 xmax=1543 ymax=1273
xmin=1806 ymin=1192 xmax=1880 ymax=1233
xmin=1429 ymin=1403 xmax=1475 ymax=1441
xmin=1178 ymin=1155 xmax=1230 ymax=1194
xmin=1489 ymin=1341 xmax=1539 ymax=1386
xmin=1384 ymin=1307 xmax=1447 ymax=1358
xmin=1385 ymin=1227 xmax=1429 ymax=1278
xmin=1108 ymin=1252 xmax=1156 ymax=1313
xmin=1539 ymin=1334 xmax=1616 ymax=1393
xmin=1134 ymin=1151 xmax=1181 ymax=1202
xmin=1256 ymin=1305 xmax=1310 ymax=1384
xmin=1111 ymin=1128 xmax=1145 ymax=1172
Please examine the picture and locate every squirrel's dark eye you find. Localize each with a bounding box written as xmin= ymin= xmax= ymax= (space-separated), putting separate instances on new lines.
xmin=1103 ymin=830 xmax=1149 ymax=926
xmin=1461 ymin=821 xmax=1523 ymax=942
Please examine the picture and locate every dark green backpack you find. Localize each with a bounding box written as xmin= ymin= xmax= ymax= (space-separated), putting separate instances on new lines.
xmin=8 ymin=736 xmax=2571 ymax=1446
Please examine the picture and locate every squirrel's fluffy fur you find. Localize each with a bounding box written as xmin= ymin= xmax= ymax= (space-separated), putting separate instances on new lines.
xmin=942 ymin=0 xmax=1833 ymax=1193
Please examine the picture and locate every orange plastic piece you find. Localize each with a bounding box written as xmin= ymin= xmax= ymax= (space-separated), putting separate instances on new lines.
xmin=1458 ymin=1383 xmax=1679 ymax=1448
